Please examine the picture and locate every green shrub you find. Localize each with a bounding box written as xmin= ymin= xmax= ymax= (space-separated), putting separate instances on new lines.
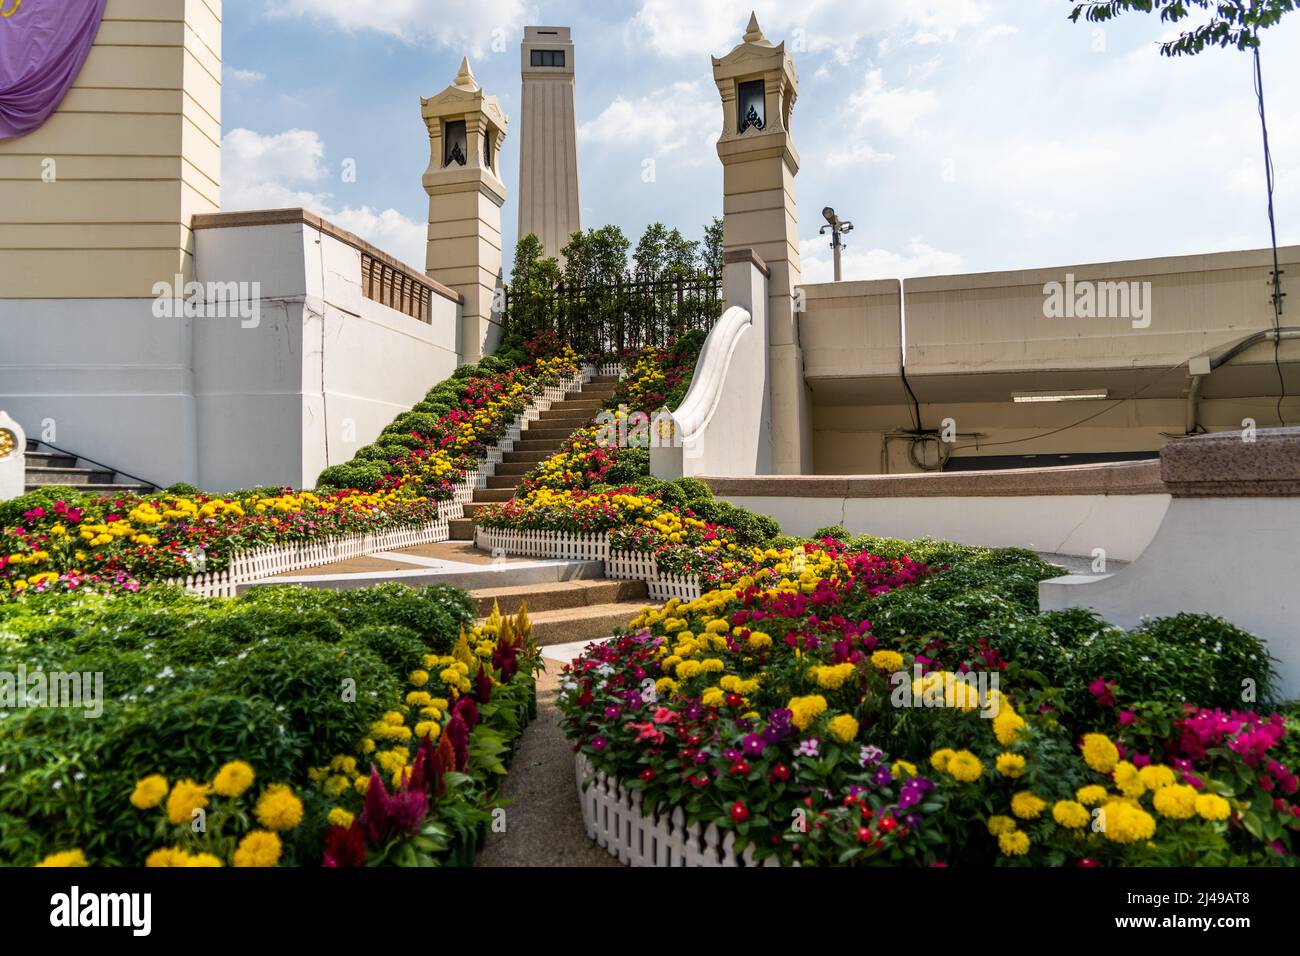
xmin=346 ymin=624 xmax=431 ymax=675
xmin=671 ymin=477 xmax=712 ymax=504
xmin=813 ymin=525 xmax=850 ymax=541
xmin=163 ymin=482 xmax=202 ymax=496
xmin=316 ymin=461 xmax=384 ymax=490
xmin=603 ymin=448 xmax=650 ymax=485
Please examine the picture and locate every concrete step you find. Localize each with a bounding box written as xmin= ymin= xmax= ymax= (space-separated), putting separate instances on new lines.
xmin=555 ymin=398 xmax=606 ymax=412
xmin=513 ymin=438 xmax=568 ymax=453
xmin=472 ymin=488 xmax=516 ymax=503
xmin=493 ymin=461 xmax=536 ymax=476
xmin=500 ymin=450 xmax=551 ymax=464
xmin=449 ymin=518 xmax=475 ymax=540
xmin=533 ymin=414 xmax=591 ymax=429
xmin=469 ymin=578 xmax=648 ymax=617
xmin=487 ymin=475 xmax=523 ymax=490
xmin=522 ymin=427 xmax=582 ymax=441
xmin=461 ymin=502 xmax=493 ymax=517
xmin=25 ymin=466 xmax=117 ymax=485
xmin=515 ymin=600 xmax=653 ymax=647
xmin=25 ymin=451 xmax=78 ymax=469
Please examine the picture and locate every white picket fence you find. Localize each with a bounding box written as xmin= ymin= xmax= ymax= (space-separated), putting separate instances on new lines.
xmin=474 ymin=527 xmax=702 ymax=600
xmin=161 ymin=368 xmax=588 ymax=598
xmin=575 ymin=754 xmax=788 ymax=867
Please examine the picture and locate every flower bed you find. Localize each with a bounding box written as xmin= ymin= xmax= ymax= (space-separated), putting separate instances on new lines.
xmin=1 ymin=585 xmax=539 ymax=867
xmin=558 ymin=536 xmax=1296 ymax=866
xmin=1 ymin=350 xmax=583 ymax=599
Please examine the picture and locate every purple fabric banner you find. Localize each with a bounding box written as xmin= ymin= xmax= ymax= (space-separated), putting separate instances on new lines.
xmin=0 ymin=0 xmax=108 ymax=140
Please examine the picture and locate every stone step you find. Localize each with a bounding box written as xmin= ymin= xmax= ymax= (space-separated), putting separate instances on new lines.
xmin=513 ymin=438 xmax=568 ymax=453
xmin=493 ymin=461 xmax=536 ymax=476
xmin=522 ymin=426 xmax=582 ymax=441
xmin=500 ymin=450 xmax=551 ymax=464
xmin=24 ymin=451 xmax=78 ymax=469
xmin=533 ymin=412 xmax=592 ymax=428
xmin=25 ymin=466 xmax=117 ymax=485
xmin=470 ymin=578 xmax=648 ymax=617
xmin=515 ymin=600 xmax=652 ymax=647
xmin=449 ymin=518 xmax=475 ymax=540
xmin=588 ymin=375 xmax=620 ymax=384
xmin=555 ymin=398 xmax=606 ymax=411
xmin=461 ymin=502 xmax=493 ymax=518
xmin=472 ymin=487 xmax=516 ymax=503
xmin=487 ymin=475 xmax=523 ymax=490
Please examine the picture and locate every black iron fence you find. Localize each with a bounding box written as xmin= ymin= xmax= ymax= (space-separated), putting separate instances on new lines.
xmin=503 ymin=273 xmax=723 ymax=354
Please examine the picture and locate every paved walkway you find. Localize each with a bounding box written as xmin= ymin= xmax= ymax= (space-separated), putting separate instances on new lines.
xmin=475 ymin=655 xmax=619 ymax=867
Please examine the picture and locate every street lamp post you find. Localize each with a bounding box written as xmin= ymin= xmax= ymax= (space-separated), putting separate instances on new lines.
xmin=820 ymin=206 xmax=854 ymax=282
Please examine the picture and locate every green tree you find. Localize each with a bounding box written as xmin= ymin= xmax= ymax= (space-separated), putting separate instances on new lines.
xmin=1068 ymin=1 xmax=1296 ymax=55
xmin=700 ymin=216 xmax=724 ymax=276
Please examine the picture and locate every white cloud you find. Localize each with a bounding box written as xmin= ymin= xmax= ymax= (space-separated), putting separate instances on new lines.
xmin=846 ymin=70 xmax=939 ymax=135
xmin=221 ymin=128 xmax=427 ymax=269
xmin=578 ymin=81 xmax=718 ymax=159
xmin=264 ymin=0 xmax=526 ymax=53
xmin=800 ymin=237 xmax=966 ymax=283
xmin=825 ymin=143 xmax=895 ymax=168
xmin=976 ymin=23 xmax=1018 ymax=46
xmin=629 ymin=0 xmax=989 ymax=60
xmin=224 ymin=67 xmax=266 ymax=83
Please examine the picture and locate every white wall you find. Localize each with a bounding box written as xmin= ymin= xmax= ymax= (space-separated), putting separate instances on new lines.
xmin=0 ymin=217 xmax=461 ymax=493
xmin=714 ymin=492 xmax=1170 ymax=562
xmin=1041 ymin=497 xmax=1300 ymax=697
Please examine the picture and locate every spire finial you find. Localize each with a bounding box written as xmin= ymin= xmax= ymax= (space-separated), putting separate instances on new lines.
xmin=743 ymin=12 xmax=765 ymax=44
xmin=454 ymin=56 xmax=477 ymax=90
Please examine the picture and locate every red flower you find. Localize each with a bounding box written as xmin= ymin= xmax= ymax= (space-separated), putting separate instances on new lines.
xmin=730 ymin=801 xmax=750 ymax=823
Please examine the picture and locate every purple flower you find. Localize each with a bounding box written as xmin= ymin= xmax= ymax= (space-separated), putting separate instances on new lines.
xmin=859 ymin=745 xmax=884 ymax=767
xmin=591 ymin=735 xmax=608 ymax=751
xmin=742 ymin=733 xmax=766 ymax=757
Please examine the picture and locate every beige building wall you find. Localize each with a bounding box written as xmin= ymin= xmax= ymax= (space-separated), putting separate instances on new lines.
xmin=799 ymin=246 xmax=1300 ymax=474
xmin=0 ymin=0 xmax=222 ymax=298
xmin=518 ymin=26 xmax=581 ymax=260
xmin=713 ymin=15 xmax=811 ymax=475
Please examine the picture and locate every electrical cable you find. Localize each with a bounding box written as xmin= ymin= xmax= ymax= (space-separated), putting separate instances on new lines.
xmin=1253 ymin=45 xmax=1288 ymax=426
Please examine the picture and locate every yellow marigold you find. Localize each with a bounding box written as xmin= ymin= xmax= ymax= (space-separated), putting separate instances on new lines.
xmin=1195 ymin=793 xmax=1232 ymax=822
xmin=130 ymin=774 xmax=169 ymax=810
xmin=787 ymin=694 xmax=828 ymax=731
xmin=1099 ymin=800 xmax=1157 ymax=844
xmin=1053 ymin=800 xmax=1091 ymax=829
xmin=995 ymin=753 xmax=1026 ymax=778
xmin=327 ymin=807 xmax=355 ymax=828
xmin=1138 ymin=764 xmax=1176 ymax=791
xmin=810 ymin=662 xmax=857 ymax=690
xmin=166 ymin=779 xmax=211 ymax=825
xmin=998 ymin=830 xmax=1031 ymax=856
xmin=35 ymin=849 xmax=88 ymax=868
xmin=1011 ymin=791 xmax=1047 ymax=820
xmin=212 ymin=760 xmax=255 ymax=798
xmin=892 ymin=760 xmax=918 ymax=778
xmin=409 ymin=669 xmax=430 ymax=687
xmin=1081 ymin=733 xmax=1119 ymax=774
xmin=930 ymin=748 xmax=957 ymax=772
xmin=870 ymin=649 xmax=904 ymax=672
xmin=993 ymin=707 xmax=1026 ymax=746
xmin=145 ymin=846 xmax=189 ymax=868
xmin=232 ymin=830 xmax=282 ymax=868
xmin=676 ymin=660 xmax=703 ymax=680
xmin=254 ymin=784 xmax=304 ymax=832
xmin=947 ymin=750 xmax=984 ymax=782
xmin=184 ymin=853 xmax=223 ymax=867
xmin=827 ymin=713 xmax=859 ymax=744
xmin=414 ymin=720 xmax=442 ymax=741
xmin=1076 ymin=784 xmax=1109 ymax=806
xmin=701 ymin=687 xmax=726 ymax=708
xmin=1113 ymin=761 xmax=1146 ymax=799
xmin=1152 ymin=784 xmax=1198 ymax=820
xmin=987 ymin=814 xmax=1017 ymax=836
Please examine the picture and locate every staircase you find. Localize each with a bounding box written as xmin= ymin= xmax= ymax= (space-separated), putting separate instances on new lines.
xmin=448 ymin=375 xmax=618 ymax=541
xmin=24 ymin=440 xmax=154 ymax=496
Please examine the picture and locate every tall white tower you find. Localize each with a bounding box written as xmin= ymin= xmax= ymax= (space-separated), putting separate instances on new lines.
xmin=518 ymin=26 xmax=582 ymax=260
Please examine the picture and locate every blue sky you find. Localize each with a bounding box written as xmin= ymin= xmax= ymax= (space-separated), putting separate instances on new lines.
xmin=221 ymin=1 xmax=1300 ymax=282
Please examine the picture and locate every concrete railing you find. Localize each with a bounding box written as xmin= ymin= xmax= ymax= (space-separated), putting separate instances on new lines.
xmin=703 ymin=459 xmax=1170 ymax=562
xmin=652 ymin=249 xmax=773 ymax=479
